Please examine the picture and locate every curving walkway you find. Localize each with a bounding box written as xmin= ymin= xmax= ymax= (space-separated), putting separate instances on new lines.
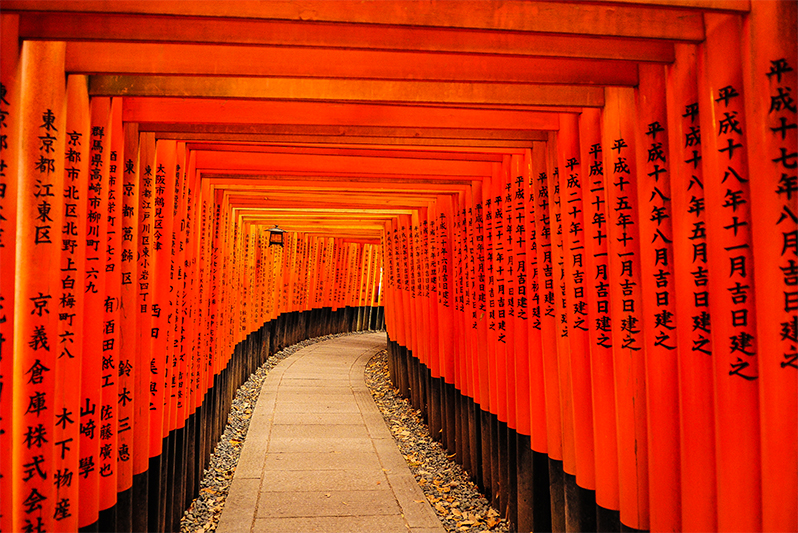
xmin=217 ymin=332 xmax=446 ymax=533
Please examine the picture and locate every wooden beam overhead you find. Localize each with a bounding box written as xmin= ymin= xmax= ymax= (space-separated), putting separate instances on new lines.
xmin=123 ymin=98 xmax=562 ymax=131
xmin=185 ymin=143 xmax=507 ymax=163
xmin=193 ymin=151 xmax=495 ymax=176
xmin=203 ymin=176 xmax=472 ymax=191
xmin=140 ymin=123 xmax=550 ymax=141
xmin=153 ymin=133 xmax=539 ymax=148
xmin=91 ymin=75 xmax=606 ymax=107
xmin=66 ymin=42 xmax=639 ymax=86
xmin=19 ymin=13 xmax=677 ymax=62
xmin=5 ymin=1 xmax=707 ymax=40
xmin=599 ymin=0 xmax=748 ymax=11
xmin=204 ymin=169 xmax=487 ymax=182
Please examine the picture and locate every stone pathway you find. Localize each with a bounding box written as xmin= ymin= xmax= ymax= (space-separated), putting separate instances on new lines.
xmin=217 ymin=332 xmax=446 ymax=533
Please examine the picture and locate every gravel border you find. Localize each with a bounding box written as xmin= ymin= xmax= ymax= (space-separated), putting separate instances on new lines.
xmin=180 ymin=331 xmax=508 ymax=533
xmin=365 ymin=349 xmax=510 ymax=533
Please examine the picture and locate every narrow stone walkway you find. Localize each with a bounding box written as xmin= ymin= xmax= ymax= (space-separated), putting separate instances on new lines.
xmin=217 ymin=332 xmax=446 ymax=533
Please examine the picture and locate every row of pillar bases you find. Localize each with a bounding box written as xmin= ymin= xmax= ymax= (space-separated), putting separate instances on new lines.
xmin=386 ymin=338 xmax=628 ymax=533
xmin=76 ymin=306 xmax=384 ymax=533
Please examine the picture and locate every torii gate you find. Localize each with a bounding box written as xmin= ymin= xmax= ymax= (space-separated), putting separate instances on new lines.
xmin=0 ymin=2 xmax=795 ymax=533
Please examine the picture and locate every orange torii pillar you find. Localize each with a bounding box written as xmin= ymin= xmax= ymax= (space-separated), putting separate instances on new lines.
xmin=12 ymin=40 xmax=66 ymax=533
xmin=0 ymin=16 xmax=19 ymax=533
xmin=469 ymin=179 xmax=494 ymax=497
xmin=119 ymin=122 xmax=143 ymax=533
xmin=482 ymin=167 xmax=503 ymax=510
xmin=701 ymin=14 xmax=761 ymax=532
xmin=603 ymin=87 xmax=650 ymax=531
xmin=635 ymin=64 xmax=681 ymax=532
xmin=449 ymin=198 xmax=465 ymax=466
xmin=78 ymin=95 xmax=110 ymax=530
xmin=522 ymin=146 xmax=554 ymax=533
xmin=459 ymin=187 xmax=479 ymax=483
xmin=530 ymin=139 xmax=562 ymax=531
xmin=51 ymin=74 xmax=89 ymax=533
xmin=546 ymin=132 xmax=576 ymax=532
xmin=666 ymin=42 xmax=718 ymax=533
xmin=461 ymin=186 xmax=483 ymax=484
xmin=134 ymin=132 xmax=157 ymax=531
xmin=743 ymin=3 xmax=797 ymax=531
xmin=578 ymin=107 xmax=621 ymax=530
xmin=557 ymin=113 xmax=598 ymax=533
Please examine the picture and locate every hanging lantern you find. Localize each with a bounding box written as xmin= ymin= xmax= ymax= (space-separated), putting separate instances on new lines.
xmin=268 ymin=224 xmax=285 ymax=247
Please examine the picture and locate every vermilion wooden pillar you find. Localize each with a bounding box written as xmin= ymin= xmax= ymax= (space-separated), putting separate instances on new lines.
xmin=135 ymin=132 xmax=156 ymax=523
xmin=741 ymin=2 xmax=798 ymax=531
xmin=700 ymin=14 xmax=761 ymax=532
xmin=99 ymin=97 xmax=123 ymax=523
xmin=13 ymin=40 xmax=66 ymax=533
xmin=172 ymin=142 xmax=189 ymax=436
xmin=547 ymin=132 xmax=578 ymax=488
xmin=511 ymin=154 xmax=531 ymax=440
xmin=666 ymin=43 xmax=718 ymax=533
xmin=471 ymin=180 xmax=491 ymax=419
xmin=77 ymin=95 xmax=111 ymax=529
xmin=463 ymin=186 xmax=482 ymax=432
xmin=410 ymin=209 xmax=425 ymax=377
xmin=426 ymin=200 xmax=441 ymax=383
xmin=437 ymin=200 xmax=455 ymax=388
xmin=0 ymin=18 xmax=19 ymax=532
xmin=487 ymin=163 xmax=505 ymax=426
xmin=52 ymin=74 xmax=89 ymax=533
xmin=634 ymin=63 xmax=681 ymax=531
xmin=557 ymin=113 xmax=596 ymax=500
xmin=498 ymin=157 xmax=516 ymax=434
xmin=149 ymin=142 xmax=177 ymax=524
xmin=602 ymin=86 xmax=649 ymax=531
xmin=119 ymin=121 xmax=141 ymax=526
xmin=524 ymin=147 xmax=548 ymax=457
xmin=531 ymin=140 xmax=561 ymax=465
xmin=579 ymin=107 xmax=620 ymax=517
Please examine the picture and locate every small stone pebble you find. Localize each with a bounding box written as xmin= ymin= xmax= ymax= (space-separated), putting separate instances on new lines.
xmin=365 ymin=350 xmax=510 ymax=533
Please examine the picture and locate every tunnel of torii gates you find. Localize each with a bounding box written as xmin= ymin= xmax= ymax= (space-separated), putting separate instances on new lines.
xmin=0 ymin=1 xmax=796 ymax=532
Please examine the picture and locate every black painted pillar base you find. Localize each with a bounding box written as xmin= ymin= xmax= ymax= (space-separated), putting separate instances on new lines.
xmin=497 ymin=420 xmax=509 ymax=520
xmin=429 ymin=374 xmax=442 ymax=442
xmin=597 ymin=504 xmax=621 ymax=533
xmin=564 ymin=472 xmax=597 ymax=533
xmin=466 ymin=397 xmax=479 ymax=483
xmin=444 ymin=382 xmax=457 ymax=455
xmin=132 ymin=470 xmax=148 ymax=532
xmin=116 ymin=485 xmax=133 ymax=532
xmin=506 ymin=428 xmax=518 ymax=530
xmin=549 ymin=458 xmax=566 ymax=532
xmin=148 ymin=454 xmax=162 ymax=533
xmin=490 ymin=414 xmax=500 ymax=509
xmin=479 ymin=407 xmax=492 ymax=498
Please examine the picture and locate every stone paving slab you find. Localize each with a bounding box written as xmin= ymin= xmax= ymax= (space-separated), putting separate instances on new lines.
xmin=266 ymin=436 xmax=376 ymax=453
xmin=255 ymin=489 xmax=400 ymax=518
xmin=274 ymin=400 xmax=363 ymax=413
xmin=260 ymin=451 xmax=384 ymax=472
xmin=217 ymin=332 xmax=445 ymax=533
xmin=272 ymin=411 xmax=365 ymax=425
xmin=252 ymin=515 xmax=410 ymax=533
xmin=268 ymin=423 xmax=371 ymax=440
xmin=260 ymin=469 xmax=390 ymax=492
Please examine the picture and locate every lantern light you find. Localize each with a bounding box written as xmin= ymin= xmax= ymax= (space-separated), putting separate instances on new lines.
xmin=268 ymin=224 xmax=285 ymax=247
